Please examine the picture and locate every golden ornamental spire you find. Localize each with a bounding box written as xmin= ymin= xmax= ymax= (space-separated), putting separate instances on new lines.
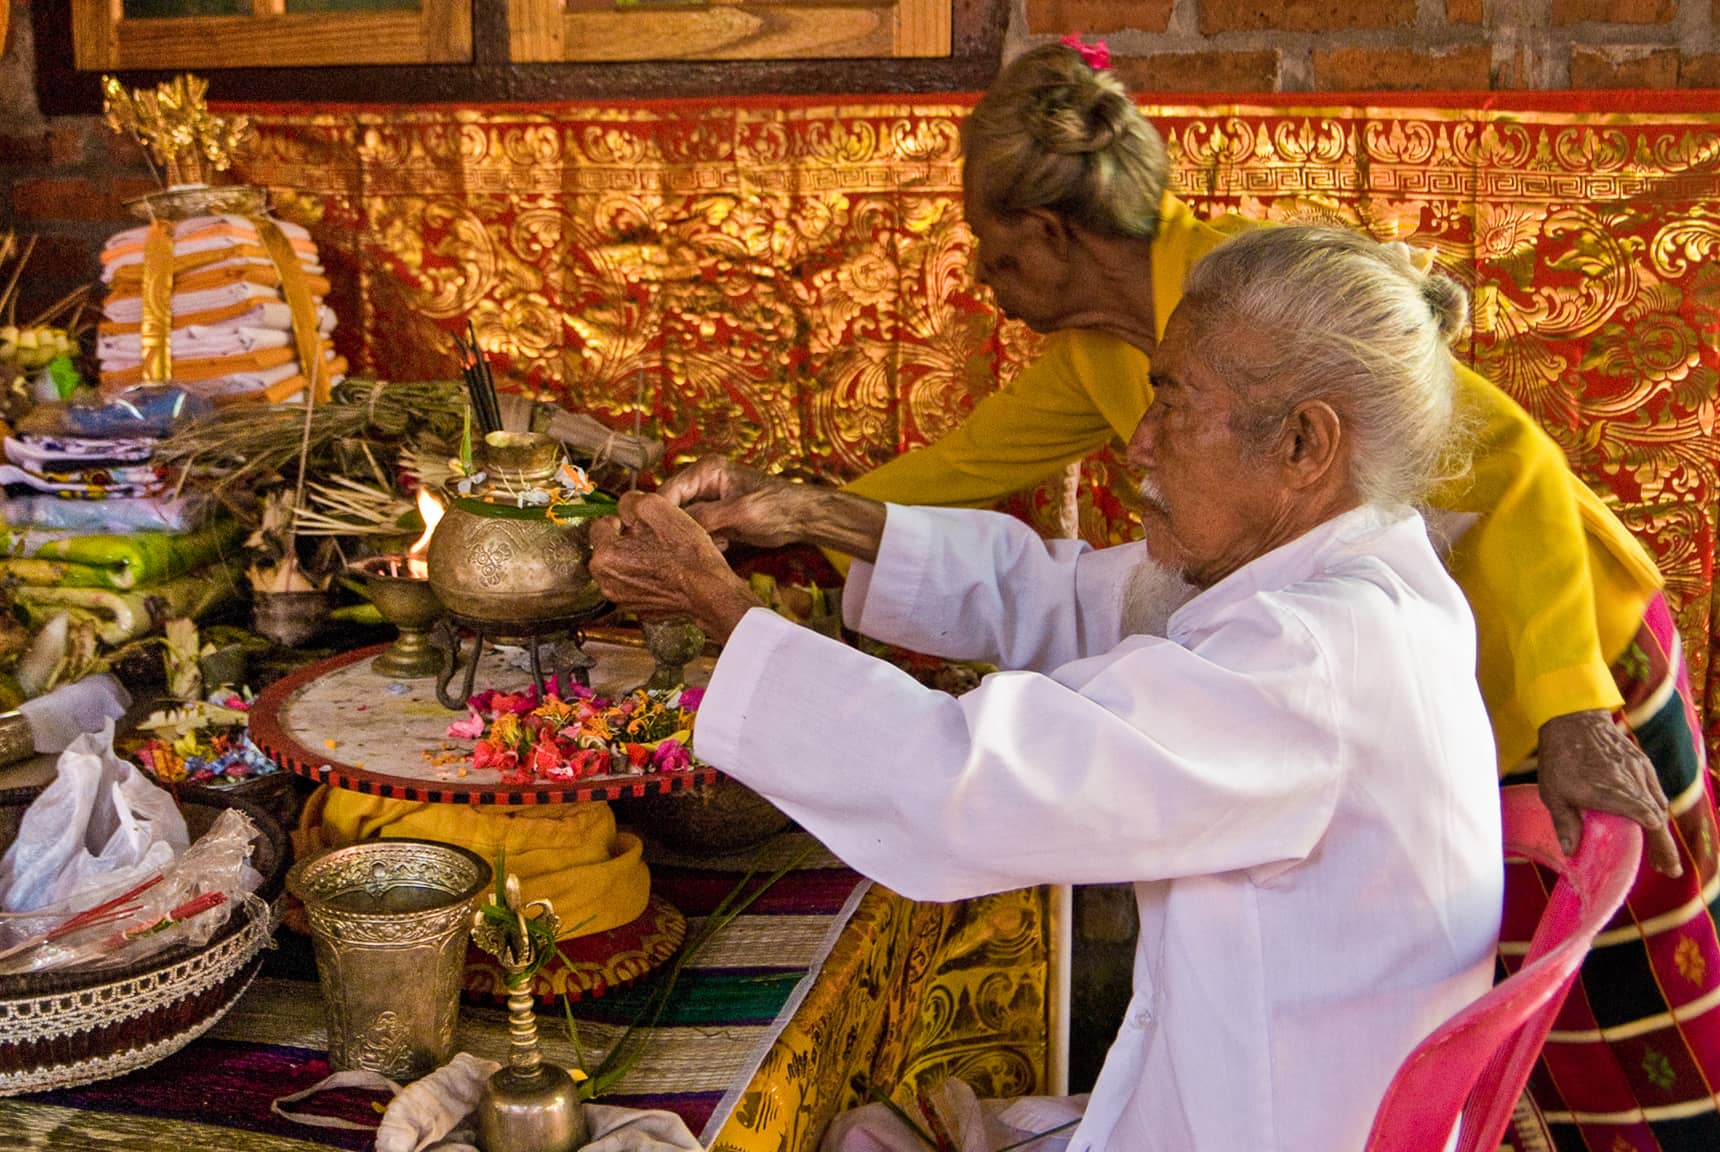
xmin=101 ymin=74 xmax=253 ymax=188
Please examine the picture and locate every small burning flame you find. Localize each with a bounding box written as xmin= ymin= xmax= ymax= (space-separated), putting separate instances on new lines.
xmin=408 ymin=489 xmax=445 ymax=580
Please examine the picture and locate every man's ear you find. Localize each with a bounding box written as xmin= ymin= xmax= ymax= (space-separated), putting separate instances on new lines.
xmin=1279 ymin=400 xmax=1343 ymax=491
xmin=1022 ymin=208 xmax=1075 ymax=261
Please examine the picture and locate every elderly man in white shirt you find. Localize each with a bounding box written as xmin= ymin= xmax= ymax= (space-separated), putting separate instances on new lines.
xmin=589 ymin=226 xmax=1504 ymax=1152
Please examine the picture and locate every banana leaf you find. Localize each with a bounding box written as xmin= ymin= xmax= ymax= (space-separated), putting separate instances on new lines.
xmin=0 ymin=520 xmax=243 ymax=590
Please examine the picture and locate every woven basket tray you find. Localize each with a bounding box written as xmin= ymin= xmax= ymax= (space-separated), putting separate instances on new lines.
xmin=0 ymin=785 xmax=288 ymax=1096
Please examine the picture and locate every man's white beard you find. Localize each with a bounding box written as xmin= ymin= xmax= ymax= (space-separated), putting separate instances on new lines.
xmin=1121 ymin=475 xmax=1194 ymax=636
xmin=1120 ymin=555 xmax=1195 ymax=637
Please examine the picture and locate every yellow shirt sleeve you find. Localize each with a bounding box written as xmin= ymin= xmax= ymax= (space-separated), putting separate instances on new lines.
xmin=1431 ymin=363 xmax=1659 ymax=772
xmin=842 ymin=331 xmax=1155 ymax=508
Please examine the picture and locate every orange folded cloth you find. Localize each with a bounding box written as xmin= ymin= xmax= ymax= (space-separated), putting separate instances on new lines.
xmin=107 ymin=249 xmax=323 ymax=291
xmin=99 ymin=340 xmax=336 ymax=389
xmin=99 ymin=299 xmax=334 ymax=336
xmin=102 ymin=263 xmax=333 ymax=302
xmin=101 ymin=216 xmax=317 ymax=261
xmin=102 ymin=230 xmax=317 ymax=268
xmin=99 ymin=353 xmax=347 ymax=405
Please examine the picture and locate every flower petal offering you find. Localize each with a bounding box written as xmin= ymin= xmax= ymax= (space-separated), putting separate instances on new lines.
xmin=449 ymin=680 xmax=703 ymax=788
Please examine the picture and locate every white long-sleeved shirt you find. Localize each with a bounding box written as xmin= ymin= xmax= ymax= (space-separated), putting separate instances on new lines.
xmin=696 ymin=504 xmax=1503 ymax=1152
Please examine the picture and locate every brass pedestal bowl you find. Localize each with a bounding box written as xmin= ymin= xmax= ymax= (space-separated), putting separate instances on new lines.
xmin=353 ymin=556 xmax=447 ymax=679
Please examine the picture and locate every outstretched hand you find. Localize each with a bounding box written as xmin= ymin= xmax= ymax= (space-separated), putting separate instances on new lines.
xmin=588 ymin=492 xmax=762 ymax=642
xmin=657 ymin=455 xmax=815 ymax=551
xmin=1537 ymin=709 xmax=1681 ymax=877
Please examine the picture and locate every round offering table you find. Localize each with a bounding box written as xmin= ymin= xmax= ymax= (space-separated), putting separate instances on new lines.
xmin=252 ymin=634 xmax=718 ymax=1001
xmin=250 ymin=637 xmax=717 ymax=804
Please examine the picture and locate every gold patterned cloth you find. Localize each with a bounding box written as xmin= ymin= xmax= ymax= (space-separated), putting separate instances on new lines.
xmin=231 ymin=97 xmax=1720 ymax=769
xmin=711 ymin=885 xmax=1050 ymax=1151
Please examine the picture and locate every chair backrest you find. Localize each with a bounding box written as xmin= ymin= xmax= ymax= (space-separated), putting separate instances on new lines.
xmin=1362 ymin=784 xmax=1642 ymax=1152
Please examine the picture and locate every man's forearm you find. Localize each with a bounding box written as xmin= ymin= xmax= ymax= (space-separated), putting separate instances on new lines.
xmin=791 ymin=488 xmax=886 ymax=564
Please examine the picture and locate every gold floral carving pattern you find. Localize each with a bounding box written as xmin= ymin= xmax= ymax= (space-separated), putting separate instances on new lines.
xmin=234 ymin=97 xmax=1720 ymax=756
xmin=709 ymin=884 xmax=1049 ymax=1152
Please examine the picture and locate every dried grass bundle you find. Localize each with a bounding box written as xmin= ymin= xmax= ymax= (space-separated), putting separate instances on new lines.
xmin=155 ymin=378 xmax=466 ymax=494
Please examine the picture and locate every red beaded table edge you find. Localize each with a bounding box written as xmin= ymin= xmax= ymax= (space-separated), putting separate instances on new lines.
xmin=249 ymin=644 xmax=719 ymax=806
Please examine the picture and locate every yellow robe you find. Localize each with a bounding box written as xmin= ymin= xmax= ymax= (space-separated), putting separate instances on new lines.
xmin=845 ymin=194 xmax=1663 ymax=772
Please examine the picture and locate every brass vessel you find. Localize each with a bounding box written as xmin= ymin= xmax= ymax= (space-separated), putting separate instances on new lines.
xmin=471 ymin=876 xmax=589 ymax=1152
xmin=286 ymin=839 xmax=491 ymax=1082
xmin=126 ymin=183 xmax=268 ymax=223
xmin=424 ymin=434 xmax=613 ymax=628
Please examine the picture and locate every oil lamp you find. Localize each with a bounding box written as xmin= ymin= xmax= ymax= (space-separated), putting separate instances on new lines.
xmin=351 ymin=489 xmax=447 ymax=679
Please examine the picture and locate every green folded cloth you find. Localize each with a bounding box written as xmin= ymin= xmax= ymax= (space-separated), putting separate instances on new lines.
xmin=16 ymin=561 xmax=242 ymax=645
xmin=0 ymin=521 xmax=243 ymax=591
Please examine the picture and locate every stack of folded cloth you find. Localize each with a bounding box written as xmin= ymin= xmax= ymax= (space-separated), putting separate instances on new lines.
xmin=96 ymin=214 xmax=346 ymax=406
xmin=0 ymin=432 xmax=242 ymax=646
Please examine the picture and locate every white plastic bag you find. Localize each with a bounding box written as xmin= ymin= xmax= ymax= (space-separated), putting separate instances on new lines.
xmin=0 ymin=718 xmax=188 ymax=913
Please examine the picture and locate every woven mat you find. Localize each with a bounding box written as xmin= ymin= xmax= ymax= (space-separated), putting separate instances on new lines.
xmin=0 ymin=832 xmax=866 ymax=1151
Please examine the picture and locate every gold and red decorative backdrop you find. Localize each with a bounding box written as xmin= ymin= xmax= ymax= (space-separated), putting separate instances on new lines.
xmin=229 ymin=96 xmax=1720 ymax=759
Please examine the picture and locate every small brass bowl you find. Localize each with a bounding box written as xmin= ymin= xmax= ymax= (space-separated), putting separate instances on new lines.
xmin=479 ymin=431 xmax=561 ymax=484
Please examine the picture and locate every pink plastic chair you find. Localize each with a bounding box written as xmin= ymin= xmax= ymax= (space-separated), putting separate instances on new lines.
xmin=1363 ymin=784 xmax=1643 ymax=1152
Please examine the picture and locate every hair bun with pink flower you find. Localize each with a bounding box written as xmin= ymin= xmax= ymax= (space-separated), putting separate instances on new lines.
xmin=1060 ymin=34 xmax=1110 ymax=71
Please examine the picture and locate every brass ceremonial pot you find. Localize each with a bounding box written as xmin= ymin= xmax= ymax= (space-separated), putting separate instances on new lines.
xmin=425 ymin=433 xmax=615 ymax=628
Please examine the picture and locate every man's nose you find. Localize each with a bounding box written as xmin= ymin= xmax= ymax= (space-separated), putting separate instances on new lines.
xmin=1125 ymin=413 xmax=1154 ymax=468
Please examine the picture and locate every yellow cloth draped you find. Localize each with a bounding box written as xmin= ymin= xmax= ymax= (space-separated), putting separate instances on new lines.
xmin=138 ymin=221 xmax=175 ymax=383
xmin=255 ymin=217 xmax=334 ymax=402
xmin=844 ymin=193 xmax=1663 ymax=771
xmin=301 ymin=788 xmax=649 ymax=938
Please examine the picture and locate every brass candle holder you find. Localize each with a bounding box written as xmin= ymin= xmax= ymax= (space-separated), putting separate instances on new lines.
xmin=639 ymin=615 xmax=706 ymax=692
xmin=470 ymin=876 xmax=589 ymax=1152
xmin=353 ymin=555 xmax=446 ymax=679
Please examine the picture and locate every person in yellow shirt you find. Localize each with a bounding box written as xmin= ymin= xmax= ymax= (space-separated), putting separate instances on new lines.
xmin=842 ymin=41 xmax=1720 ymax=1147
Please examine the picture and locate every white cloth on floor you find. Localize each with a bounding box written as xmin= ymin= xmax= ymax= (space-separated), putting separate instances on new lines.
xmin=695 ymin=503 xmax=1503 ymax=1152
xmin=821 ymin=1080 xmax=1087 ymax=1152
xmin=362 ymin=1051 xmax=702 ymax=1152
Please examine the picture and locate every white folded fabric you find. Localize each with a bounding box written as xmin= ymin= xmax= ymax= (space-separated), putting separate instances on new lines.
xmin=103 ymin=280 xmax=282 ymax=323
xmin=102 ymin=215 xmax=314 ymax=252
xmin=98 ymin=326 xmax=299 ymax=362
xmin=4 ymin=435 xmax=159 ymax=471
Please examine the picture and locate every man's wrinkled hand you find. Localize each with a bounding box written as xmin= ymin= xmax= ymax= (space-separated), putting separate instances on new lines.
xmin=589 ymin=492 xmax=760 ymax=641
xmin=657 ymin=456 xmax=775 ymax=510
xmin=1538 ymin=708 xmax=1681 ymax=877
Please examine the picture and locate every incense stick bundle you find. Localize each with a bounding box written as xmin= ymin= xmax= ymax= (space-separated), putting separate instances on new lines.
xmin=454 ymin=323 xmax=502 ymax=436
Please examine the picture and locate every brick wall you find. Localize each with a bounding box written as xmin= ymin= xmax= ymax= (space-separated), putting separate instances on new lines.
xmin=1 ymin=2 xmax=154 ymax=326
xmin=4 ymin=0 xmax=1720 ymax=328
xmin=1022 ymin=0 xmax=1720 ymax=92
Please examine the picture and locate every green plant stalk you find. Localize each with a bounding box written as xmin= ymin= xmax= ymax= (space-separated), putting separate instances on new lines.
xmin=578 ymin=843 xmax=814 ymax=1100
xmin=859 ymin=1075 xmax=941 ymax=1152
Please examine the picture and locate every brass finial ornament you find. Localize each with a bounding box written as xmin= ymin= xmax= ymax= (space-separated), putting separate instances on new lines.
xmin=470 ymin=873 xmax=589 ymax=1152
xmin=101 ymin=73 xmax=253 ymax=188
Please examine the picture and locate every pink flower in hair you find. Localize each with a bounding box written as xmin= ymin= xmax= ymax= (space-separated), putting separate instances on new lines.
xmin=1061 ymin=34 xmax=1110 ymax=71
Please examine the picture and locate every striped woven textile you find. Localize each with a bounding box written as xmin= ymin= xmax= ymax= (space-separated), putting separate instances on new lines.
xmin=0 ymin=833 xmax=867 ymax=1152
xmin=1501 ymin=593 xmax=1720 ymax=1152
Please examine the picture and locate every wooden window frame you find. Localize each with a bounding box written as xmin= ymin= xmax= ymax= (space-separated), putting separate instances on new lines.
xmin=71 ymin=0 xmax=472 ymax=71
xmin=35 ymin=0 xmax=1001 ymax=115
xmin=507 ymin=0 xmax=950 ymax=63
